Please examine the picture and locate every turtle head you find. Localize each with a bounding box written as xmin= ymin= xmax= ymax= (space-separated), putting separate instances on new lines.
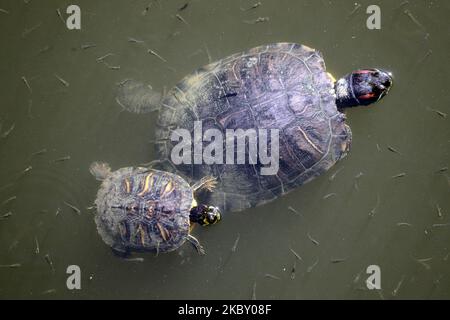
xmin=335 ymin=69 xmax=393 ymax=109
xmin=190 ymin=204 xmax=221 ymax=226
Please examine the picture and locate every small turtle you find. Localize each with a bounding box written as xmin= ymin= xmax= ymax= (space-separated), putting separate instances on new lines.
xmin=116 ymin=43 xmax=393 ymax=212
xmin=89 ymin=162 xmax=221 ymax=256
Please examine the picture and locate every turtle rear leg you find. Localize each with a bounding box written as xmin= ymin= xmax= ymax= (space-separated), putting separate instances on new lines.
xmin=89 ymin=162 xmax=112 ymax=181
xmin=187 ymin=234 xmax=206 ymax=255
xmin=116 ymin=79 xmax=162 ymax=114
xmin=191 ymin=176 xmax=217 ymax=193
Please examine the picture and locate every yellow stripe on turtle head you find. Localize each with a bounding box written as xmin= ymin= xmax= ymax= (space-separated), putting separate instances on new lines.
xmin=124 ymin=178 xmax=131 ymax=193
xmin=327 ymin=72 xmax=336 ymax=83
xmin=137 ymin=173 xmax=153 ymax=197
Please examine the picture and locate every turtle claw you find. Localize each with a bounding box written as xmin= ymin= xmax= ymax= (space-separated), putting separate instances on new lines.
xmin=187 ymin=234 xmax=206 ymax=255
xmin=192 ymin=176 xmax=217 ymax=193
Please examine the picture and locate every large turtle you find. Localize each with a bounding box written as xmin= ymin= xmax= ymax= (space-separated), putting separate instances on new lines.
xmin=89 ymin=162 xmax=221 ymax=255
xmin=117 ymin=43 xmax=393 ymax=212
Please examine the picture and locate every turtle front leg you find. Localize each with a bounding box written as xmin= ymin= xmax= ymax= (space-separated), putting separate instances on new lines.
xmin=191 ymin=176 xmax=217 ymax=193
xmin=187 ymin=234 xmax=206 ymax=255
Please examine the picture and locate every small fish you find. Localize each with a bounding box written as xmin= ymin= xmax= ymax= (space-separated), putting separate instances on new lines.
xmin=127 ymin=37 xmax=144 ymax=43
xmin=125 ymin=257 xmax=144 ymax=262
xmin=329 ymin=167 xmax=344 ymax=181
xmin=414 ymin=257 xmax=432 ymax=270
xmin=436 ymin=167 xmax=448 ymax=173
xmin=307 ymin=233 xmax=320 ymax=246
xmin=376 ymin=143 xmax=382 ymax=152
xmin=18 ymin=166 xmax=32 ymax=177
xmin=55 ymin=207 xmax=61 ymax=216
xmin=397 ymin=222 xmax=413 ymax=227
xmin=142 ymin=2 xmax=153 ymax=16
xmin=432 ymin=223 xmax=450 ymax=228
xmin=35 ymin=237 xmax=40 ymax=254
xmin=387 ymin=145 xmax=401 ymax=154
xmin=1 ymin=123 xmax=15 ymax=138
xmin=178 ymin=3 xmax=189 ymax=11
xmin=240 ymin=2 xmax=262 ymax=11
xmin=0 ymin=212 xmax=12 ymax=220
xmin=427 ymin=107 xmax=447 ymax=119
xmin=54 ymin=74 xmax=69 ymax=87
xmin=81 ymin=43 xmax=96 ymax=50
xmin=404 ymin=9 xmax=425 ymax=30
xmin=264 ymin=273 xmax=281 ymax=280
xmin=53 ymin=155 xmax=71 ymax=162
xmin=353 ymin=271 xmax=362 ymax=284
xmin=392 ymin=275 xmax=405 ymax=297
xmin=64 ymin=201 xmax=81 ymax=215
xmin=147 ymin=49 xmax=167 ymax=62
xmin=291 ymin=260 xmax=297 ymax=280
xmin=204 ymin=43 xmax=212 ymax=63
xmin=0 ymin=8 xmax=10 ymax=14
xmin=231 ymin=233 xmax=240 ymax=252
xmin=21 ymin=76 xmax=32 ymax=93
xmin=287 ymin=206 xmax=301 ymax=215
xmin=436 ymin=204 xmax=443 ymax=218
xmin=175 ymin=14 xmax=190 ymax=26
xmin=0 ymin=263 xmax=21 ymax=268
xmin=417 ymin=49 xmax=432 ymax=65
xmin=41 ymin=289 xmax=56 ymax=295
xmin=44 ymin=254 xmax=55 ymax=272
xmin=289 ymin=248 xmax=303 ymax=261
xmin=31 ymin=148 xmax=47 ymax=156
xmin=251 ymin=281 xmax=257 ymax=300
xmin=307 ymin=259 xmax=319 ymax=273
xmin=56 ymin=9 xmax=65 ymax=24
xmin=244 ymin=17 xmax=270 ymax=24
xmin=96 ymin=53 xmax=114 ymax=62
xmin=323 ymin=193 xmax=337 ymax=199
xmin=347 ymin=3 xmax=362 ymax=19
xmin=22 ymin=22 xmax=42 ymax=38
xmin=331 ymin=258 xmax=346 ymax=263
xmin=391 ymin=173 xmax=407 ymax=179
xmin=37 ymin=45 xmax=51 ymax=55
xmin=107 ymin=65 xmax=121 ymax=70
xmin=1 ymin=196 xmax=17 ymax=206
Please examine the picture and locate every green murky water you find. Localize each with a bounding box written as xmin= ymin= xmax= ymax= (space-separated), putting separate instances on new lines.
xmin=0 ymin=0 xmax=449 ymax=299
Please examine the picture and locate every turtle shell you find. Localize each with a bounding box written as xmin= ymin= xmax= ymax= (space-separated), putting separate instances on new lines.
xmin=155 ymin=43 xmax=351 ymax=212
xmin=94 ymin=167 xmax=193 ymax=253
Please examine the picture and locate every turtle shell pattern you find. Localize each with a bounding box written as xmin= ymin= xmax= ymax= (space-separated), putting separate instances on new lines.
xmin=94 ymin=167 xmax=193 ymax=253
xmin=155 ymin=43 xmax=351 ymax=212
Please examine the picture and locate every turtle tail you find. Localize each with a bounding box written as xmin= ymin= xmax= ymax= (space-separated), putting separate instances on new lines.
xmin=89 ymin=162 xmax=112 ymax=181
xmin=116 ymin=79 xmax=162 ymax=114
